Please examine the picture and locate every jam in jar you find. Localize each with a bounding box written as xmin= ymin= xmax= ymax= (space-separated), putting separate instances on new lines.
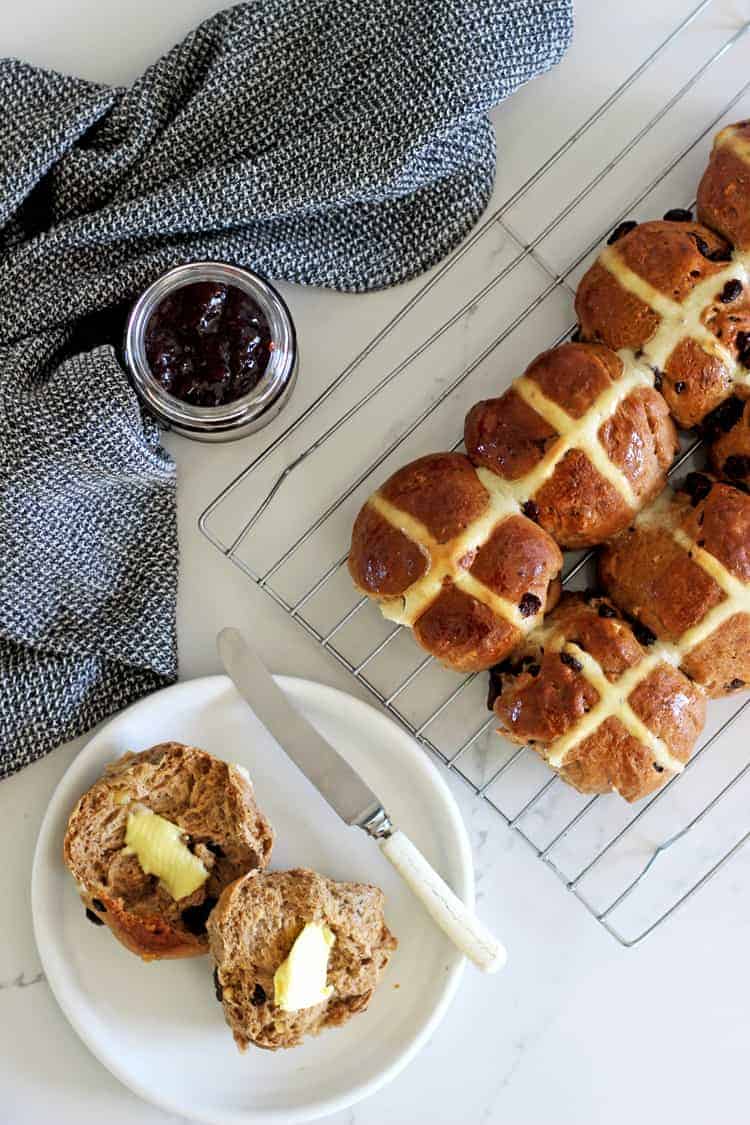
xmin=144 ymin=281 xmax=273 ymax=407
xmin=125 ymin=262 xmax=297 ymax=442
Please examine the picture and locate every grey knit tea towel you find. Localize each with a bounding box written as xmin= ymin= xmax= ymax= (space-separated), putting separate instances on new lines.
xmin=0 ymin=0 xmax=573 ymax=779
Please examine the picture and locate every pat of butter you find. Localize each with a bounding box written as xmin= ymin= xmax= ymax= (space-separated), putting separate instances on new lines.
xmin=123 ymin=805 xmax=208 ymax=901
xmin=273 ymin=922 xmax=336 ymax=1012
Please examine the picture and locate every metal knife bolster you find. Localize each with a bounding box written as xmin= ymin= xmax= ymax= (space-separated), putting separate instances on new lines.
xmin=358 ymin=804 xmax=393 ymax=839
xmin=218 ymin=628 xmax=394 ymax=836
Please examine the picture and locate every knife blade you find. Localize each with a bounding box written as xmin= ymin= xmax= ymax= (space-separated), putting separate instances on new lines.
xmin=218 ymin=627 xmax=382 ymax=828
xmin=217 ymin=626 xmax=507 ymax=974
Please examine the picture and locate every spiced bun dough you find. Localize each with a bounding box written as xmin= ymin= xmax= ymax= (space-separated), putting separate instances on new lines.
xmin=599 ymin=474 xmax=750 ymax=697
xmin=465 ymin=342 xmax=678 ymax=548
xmin=64 ymin=743 xmax=274 ymax=960
xmin=208 ymin=869 xmax=397 ymax=1051
xmin=348 ymin=452 xmax=563 ymax=672
xmin=489 ymin=593 xmax=706 ymax=803
xmin=697 ymin=121 xmax=750 ymax=253
xmin=576 ymin=217 xmax=750 ymax=429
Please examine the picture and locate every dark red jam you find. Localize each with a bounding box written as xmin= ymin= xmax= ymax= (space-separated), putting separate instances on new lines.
xmin=144 ymin=281 xmax=272 ymax=407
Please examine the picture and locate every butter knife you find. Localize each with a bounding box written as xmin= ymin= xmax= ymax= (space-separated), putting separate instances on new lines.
xmin=217 ymin=627 xmax=506 ymax=973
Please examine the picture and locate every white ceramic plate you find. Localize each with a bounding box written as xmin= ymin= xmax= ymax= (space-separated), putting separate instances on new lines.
xmin=32 ymin=674 xmax=472 ymax=1124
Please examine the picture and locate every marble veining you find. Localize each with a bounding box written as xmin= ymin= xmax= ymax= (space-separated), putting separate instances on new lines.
xmin=0 ymin=970 xmax=45 ymax=991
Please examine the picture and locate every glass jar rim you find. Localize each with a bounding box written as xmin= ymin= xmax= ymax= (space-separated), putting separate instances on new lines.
xmin=123 ymin=261 xmax=297 ymax=435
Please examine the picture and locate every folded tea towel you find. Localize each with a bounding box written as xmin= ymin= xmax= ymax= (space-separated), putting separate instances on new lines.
xmin=0 ymin=0 xmax=573 ymax=778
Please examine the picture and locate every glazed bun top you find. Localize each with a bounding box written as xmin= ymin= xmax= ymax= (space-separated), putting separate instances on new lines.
xmin=599 ymin=474 xmax=750 ymax=697
xmin=576 ymin=218 xmax=750 ymax=428
xmin=348 ymin=452 xmax=563 ymax=673
xmin=465 ymin=341 xmax=677 ymax=548
xmin=490 ymin=593 xmax=705 ymax=802
xmin=697 ymin=121 xmax=750 ymax=253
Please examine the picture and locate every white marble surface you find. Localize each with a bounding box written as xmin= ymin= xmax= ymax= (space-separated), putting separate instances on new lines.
xmin=3 ymin=2 xmax=750 ymax=1123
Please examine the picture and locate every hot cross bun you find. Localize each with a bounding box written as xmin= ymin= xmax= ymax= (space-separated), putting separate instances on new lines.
xmin=575 ymin=218 xmax=750 ymax=428
xmin=703 ymin=395 xmax=750 ymax=487
xmin=599 ymin=475 xmax=750 ymax=696
xmin=464 ymin=342 xmax=677 ymax=548
xmin=489 ymin=593 xmax=705 ymax=802
xmin=698 ymin=121 xmax=750 ymax=253
xmin=63 ymin=743 xmax=274 ymax=960
xmin=348 ymin=452 xmax=563 ymax=672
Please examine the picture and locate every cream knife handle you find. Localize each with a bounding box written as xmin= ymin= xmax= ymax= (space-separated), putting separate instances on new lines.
xmin=380 ymin=829 xmax=507 ymax=974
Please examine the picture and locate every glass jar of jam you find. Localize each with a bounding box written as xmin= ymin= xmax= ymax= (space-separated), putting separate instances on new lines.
xmin=124 ymin=262 xmax=297 ymax=441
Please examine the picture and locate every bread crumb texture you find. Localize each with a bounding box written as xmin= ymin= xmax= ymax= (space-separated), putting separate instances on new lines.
xmin=208 ymin=868 xmax=398 ymax=1050
xmin=63 ymin=743 xmax=274 ymax=960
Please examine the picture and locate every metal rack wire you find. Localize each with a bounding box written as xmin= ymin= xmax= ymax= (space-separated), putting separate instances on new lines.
xmin=200 ymin=1 xmax=750 ymax=945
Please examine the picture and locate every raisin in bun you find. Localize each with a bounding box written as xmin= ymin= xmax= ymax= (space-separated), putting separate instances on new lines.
xmin=465 ymin=342 xmax=677 ymax=548
xmin=704 ymin=395 xmax=750 ymax=487
xmin=599 ymin=475 xmax=750 ymax=696
xmin=576 ymin=218 xmax=750 ymax=428
xmin=490 ymin=593 xmax=705 ymax=802
xmin=348 ymin=452 xmax=563 ymax=672
xmin=64 ymin=743 xmax=274 ymax=960
xmin=208 ymin=869 xmax=397 ymax=1051
xmin=697 ymin=121 xmax=750 ymax=253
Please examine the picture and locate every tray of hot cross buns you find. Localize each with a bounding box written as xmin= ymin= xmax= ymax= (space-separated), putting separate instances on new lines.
xmin=350 ymin=145 xmax=750 ymax=803
xmin=202 ymin=116 xmax=750 ymax=942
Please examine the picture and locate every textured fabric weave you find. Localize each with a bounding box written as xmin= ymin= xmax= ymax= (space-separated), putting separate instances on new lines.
xmin=0 ymin=0 xmax=573 ymax=778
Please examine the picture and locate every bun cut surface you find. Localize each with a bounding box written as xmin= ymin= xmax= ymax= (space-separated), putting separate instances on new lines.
xmin=63 ymin=742 xmax=274 ymax=959
xmin=207 ymin=869 xmax=397 ymax=1051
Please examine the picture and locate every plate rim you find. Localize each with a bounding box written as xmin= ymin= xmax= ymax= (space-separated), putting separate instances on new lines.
xmin=32 ymin=673 xmax=473 ymax=1125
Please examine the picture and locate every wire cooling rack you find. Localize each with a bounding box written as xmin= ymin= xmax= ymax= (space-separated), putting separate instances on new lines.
xmin=200 ymin=1 xmax=750 ymax=945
